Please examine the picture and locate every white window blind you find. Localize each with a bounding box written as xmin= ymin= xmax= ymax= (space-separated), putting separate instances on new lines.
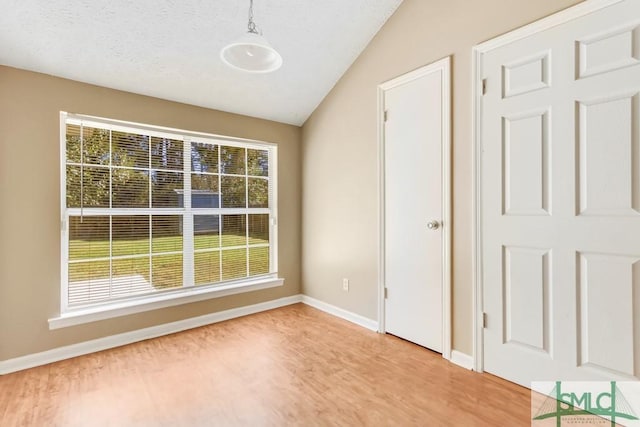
xmin=61 ymin=113 xmax=276 ymax=312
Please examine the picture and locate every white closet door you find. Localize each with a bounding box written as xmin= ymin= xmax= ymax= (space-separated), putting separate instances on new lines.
xmin=481 ymin=0 xmax=640 ymax=386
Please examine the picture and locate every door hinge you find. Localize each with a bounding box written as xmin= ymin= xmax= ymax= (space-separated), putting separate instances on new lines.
xmin=482 ymin=79 xmax=487 ymax=95
xmin=384 ymin=287 xmax=388 ymax=299
xmin=482 ymin=312 xmax=488 ymax=328
xmin=384 ymin=110 xmax=388 ymax=122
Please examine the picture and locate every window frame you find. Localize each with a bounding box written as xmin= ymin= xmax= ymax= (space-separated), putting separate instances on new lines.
xmin=52 ymin=112 xmax=281 ymax=328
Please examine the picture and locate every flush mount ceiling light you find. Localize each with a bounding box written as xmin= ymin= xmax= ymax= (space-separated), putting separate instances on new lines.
xmin=220 ymin=0 xmax=283 ymax=73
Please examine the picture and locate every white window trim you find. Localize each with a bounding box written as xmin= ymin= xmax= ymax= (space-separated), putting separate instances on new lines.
xmin=53 ymin=112 xmax=281 ymax=329
xmin=49 ymin=276 xmax=284 ymax=329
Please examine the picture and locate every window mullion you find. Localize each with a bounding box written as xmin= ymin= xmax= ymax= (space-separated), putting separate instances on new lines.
xmin=148 ymin=136 xmax=153 ymax=290
xmin=60 ymin=112 xmax=70 ymax=313
xmin=108 ymin=129 xmax=113 ymax=300
xmin=218 ymin=144 xmax=223 ymax=282
xmin=108 ymin=215 xmax=113 ymax=301
xmin=183 ymin=137 xmax=194 ymax=288
xmin=269 ymin=146 xmax=277 ymax=274
xmin=245 ymin=149 xmax=250 ymax=277
xmin=62 ymin=212 xmax=70 ymax=313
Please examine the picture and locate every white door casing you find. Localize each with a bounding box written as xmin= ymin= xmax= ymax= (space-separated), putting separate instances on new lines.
xmin=378 ymin=57 xmax=451 ymax=357
xmin=475 ymin=0 xmax=640 ymax=386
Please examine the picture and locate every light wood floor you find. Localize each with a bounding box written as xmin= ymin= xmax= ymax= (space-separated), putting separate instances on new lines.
xmin=0 ymin=304 xmax=531 ymax=426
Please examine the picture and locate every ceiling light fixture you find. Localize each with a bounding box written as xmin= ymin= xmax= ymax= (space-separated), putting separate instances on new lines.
xmin=220 ymin=0 xmax=283 ymax=73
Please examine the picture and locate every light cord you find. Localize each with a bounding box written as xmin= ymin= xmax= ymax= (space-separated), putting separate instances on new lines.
xmin=247 ymin=0 xmax=260 ymax=34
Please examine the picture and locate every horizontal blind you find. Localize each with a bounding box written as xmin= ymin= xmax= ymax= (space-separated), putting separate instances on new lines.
xmin=63 ymin=115 xmax=275 ymax=310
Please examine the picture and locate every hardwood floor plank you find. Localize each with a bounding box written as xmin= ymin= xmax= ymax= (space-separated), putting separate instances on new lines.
xmin=0 ymin=304 xmax=531 ymax=426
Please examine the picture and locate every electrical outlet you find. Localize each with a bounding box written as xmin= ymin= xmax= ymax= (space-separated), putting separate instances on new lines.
xmin=342 ymin=278 xmax=349 ymax=292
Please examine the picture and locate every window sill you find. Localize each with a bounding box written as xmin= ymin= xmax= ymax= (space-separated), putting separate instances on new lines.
xmin=49 ymin=276 xmax=284 ymax=330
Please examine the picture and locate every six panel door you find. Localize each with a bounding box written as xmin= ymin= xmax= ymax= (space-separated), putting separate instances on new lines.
xmin=481 ymin=0 xmax=640 ymax=386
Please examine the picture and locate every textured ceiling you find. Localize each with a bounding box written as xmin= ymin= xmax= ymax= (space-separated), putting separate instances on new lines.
xmin=0 ymin=0 xmax=403 ymax=126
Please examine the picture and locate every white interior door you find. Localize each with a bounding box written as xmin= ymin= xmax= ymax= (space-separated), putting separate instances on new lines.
xmin=480 ymin=0 xmax=640 ymax=386
xmin=383 ymin=58 xmax=450 ymax=353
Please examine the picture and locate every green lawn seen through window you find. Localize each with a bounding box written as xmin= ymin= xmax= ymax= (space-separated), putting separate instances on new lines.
xmin=68 ymin=234 xmax=270 ymax=288
xmin=70 ymin=234 xmax=268 ymax=260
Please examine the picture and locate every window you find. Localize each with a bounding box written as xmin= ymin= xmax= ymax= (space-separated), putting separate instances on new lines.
xmin=60 ymin=113 xmax=278 ymax=316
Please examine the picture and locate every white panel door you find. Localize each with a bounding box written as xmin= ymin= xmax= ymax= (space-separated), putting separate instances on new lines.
xmin=481 ymin=0 xmax=640 ymax=386
xmin=384 ymin=60 xmax=448 ymax=352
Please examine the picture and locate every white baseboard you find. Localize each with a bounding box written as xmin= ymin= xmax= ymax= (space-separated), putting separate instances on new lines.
xmin=450 ymin=350 xmax=474 ymax=370
xmin=0 ymin=294 xmax=303 ymax=375
xmin=1 ymin=294 xmax=382 ymax=375
xmin=301 ymin=295 xmax=378 ymax=332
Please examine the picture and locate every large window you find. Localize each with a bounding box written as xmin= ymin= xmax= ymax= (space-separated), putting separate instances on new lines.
xmin=60 ymin=113 xmax=277 ymax=314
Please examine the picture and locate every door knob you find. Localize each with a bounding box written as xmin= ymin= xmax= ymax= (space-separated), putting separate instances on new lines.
xmin=427 ymin=220 xmax=440 ymax=230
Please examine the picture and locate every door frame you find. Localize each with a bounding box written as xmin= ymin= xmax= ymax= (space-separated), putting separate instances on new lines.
xmin=377 ymin=56 xmax=452 ymax=360
xmin=471 ymin=0 xmax=626 ymax=373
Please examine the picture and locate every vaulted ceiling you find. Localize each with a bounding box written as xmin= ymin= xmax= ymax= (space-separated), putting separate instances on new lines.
xmin=0 ymin=0 xmax=403 ymax=125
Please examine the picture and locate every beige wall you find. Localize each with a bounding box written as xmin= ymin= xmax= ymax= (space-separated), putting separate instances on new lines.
xmin=301 ymin=0 xmax=582 ymax=354
xmin=0 ymin=66 xmax=301 ymax=361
